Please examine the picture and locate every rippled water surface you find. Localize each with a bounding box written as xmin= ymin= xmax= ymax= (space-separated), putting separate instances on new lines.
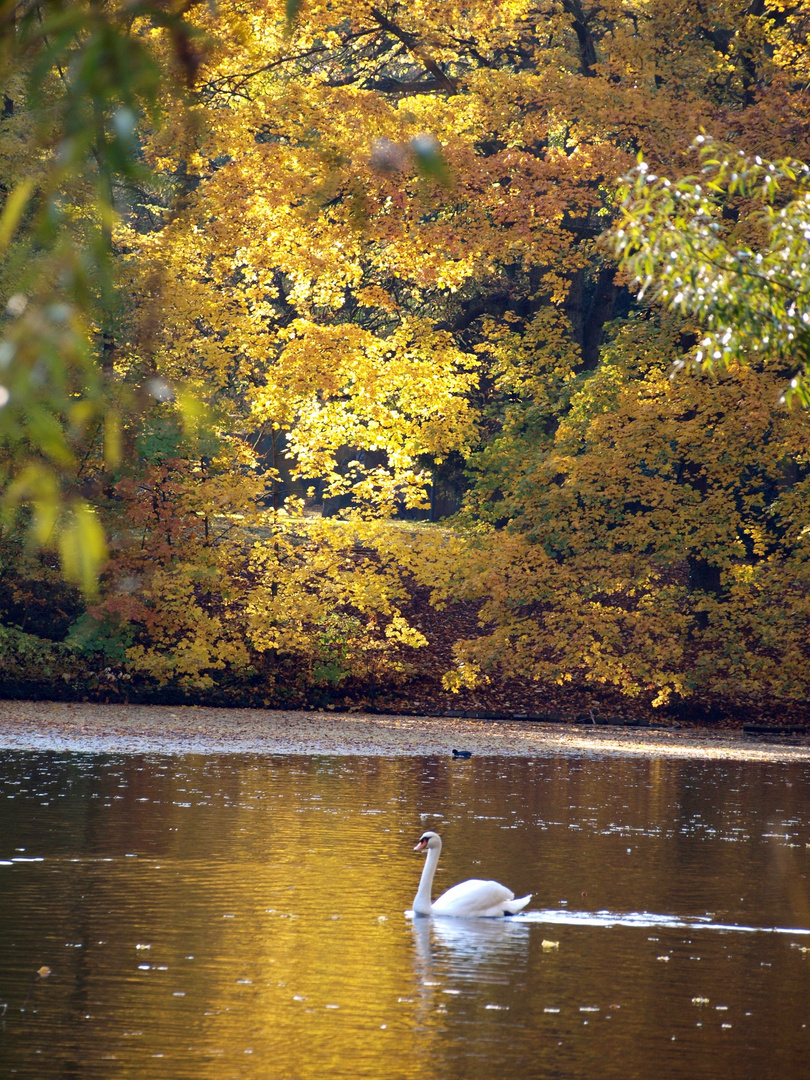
xmin=1 ymin=750 xmax=808 ymax=1079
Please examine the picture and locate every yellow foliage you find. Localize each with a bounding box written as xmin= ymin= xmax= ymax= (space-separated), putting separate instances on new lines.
xmin=3 ymin=0 xmax=810 ymax=710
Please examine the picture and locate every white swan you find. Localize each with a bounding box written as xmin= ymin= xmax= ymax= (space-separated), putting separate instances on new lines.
xmin=412 ymin=831 xmax=532 ymax=917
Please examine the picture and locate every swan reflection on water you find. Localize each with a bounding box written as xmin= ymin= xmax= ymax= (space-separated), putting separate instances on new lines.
xmin=407 ymin=909 xmax=532 ymax=977
xmin=405 ymin=906 xmax=810 ymax=976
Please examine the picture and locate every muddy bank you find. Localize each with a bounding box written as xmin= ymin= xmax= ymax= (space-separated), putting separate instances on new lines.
xmin=0 ymin=700 xmax=808 ymax=762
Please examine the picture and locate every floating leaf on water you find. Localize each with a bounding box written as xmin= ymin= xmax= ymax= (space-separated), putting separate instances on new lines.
xmin=37 ymin=966 xmax=51 ymax=979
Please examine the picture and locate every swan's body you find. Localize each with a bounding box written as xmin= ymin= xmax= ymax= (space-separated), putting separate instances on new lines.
xmin=412 ymin=831 xmax=532 ymax=918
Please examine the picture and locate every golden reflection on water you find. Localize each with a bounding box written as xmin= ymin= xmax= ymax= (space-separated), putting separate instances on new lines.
xmin=0 ymin=752 xmax=809 ymax=1079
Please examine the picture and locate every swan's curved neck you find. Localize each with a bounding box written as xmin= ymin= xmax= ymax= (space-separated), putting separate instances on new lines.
xmin=413 ymin=841 xmax=441 ymax=915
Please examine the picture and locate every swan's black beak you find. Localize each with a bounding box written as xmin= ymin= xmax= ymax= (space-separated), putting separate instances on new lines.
xmin=414 ymin=838 xmax=428 ymax=852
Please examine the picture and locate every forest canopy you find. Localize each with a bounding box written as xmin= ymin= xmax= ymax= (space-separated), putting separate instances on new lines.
xmin=1 ymin=0 xmax=809 ymax=721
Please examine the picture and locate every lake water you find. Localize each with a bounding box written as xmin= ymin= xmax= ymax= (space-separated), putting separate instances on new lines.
xmin=0 ymin=750 xmax=808 ymax=1079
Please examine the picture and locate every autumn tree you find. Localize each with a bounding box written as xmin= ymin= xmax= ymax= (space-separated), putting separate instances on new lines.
xmin=615 ymin=139 xmax=810 ymax=404
xmin=2 ymin=0 xmax=810 ymax=711
xmin=0 ymin=0 xmax=213 ymax=591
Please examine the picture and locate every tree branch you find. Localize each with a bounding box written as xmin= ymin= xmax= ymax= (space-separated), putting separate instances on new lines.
xmin=369 ymin=7 xmax=458 ymax=94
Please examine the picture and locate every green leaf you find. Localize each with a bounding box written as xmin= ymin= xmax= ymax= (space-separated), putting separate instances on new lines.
xmin=0 ymin=179 xmax=35 ymax=251
xmin=411 ymin=135 xmax=452 ymax=187
xmin=286 ymin=0 xmax=302 ymax=30
xmin=58 ymin=503 xmax=107 ymax=596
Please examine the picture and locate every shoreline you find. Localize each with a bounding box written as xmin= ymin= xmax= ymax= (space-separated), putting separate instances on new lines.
xmin=0 ymin=700 xmax=809 ymax=762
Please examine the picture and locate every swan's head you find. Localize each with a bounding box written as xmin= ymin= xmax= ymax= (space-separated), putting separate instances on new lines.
xmin=414 ymin=830 xmax=441 ymax=853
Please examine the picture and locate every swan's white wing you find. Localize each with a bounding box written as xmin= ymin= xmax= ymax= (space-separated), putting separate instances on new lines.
xmin=432 ymin=878 xmax=521 ymax=917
